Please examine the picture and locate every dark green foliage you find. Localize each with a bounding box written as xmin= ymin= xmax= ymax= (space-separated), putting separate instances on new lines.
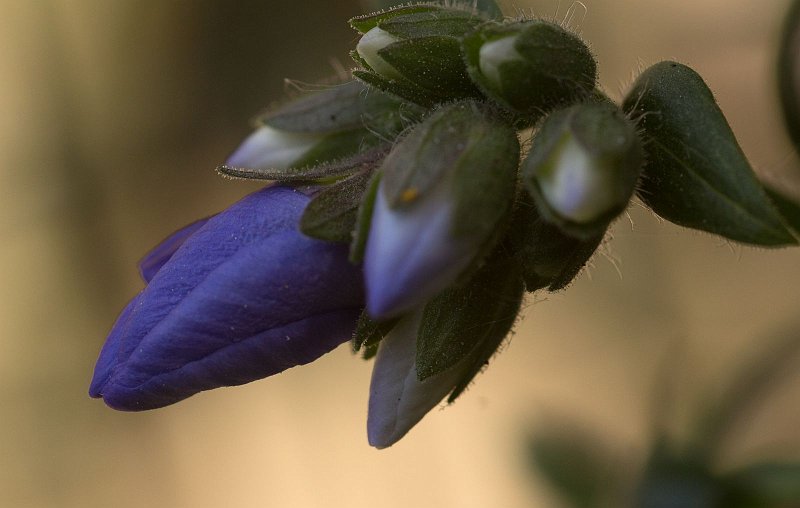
xmin=349 ymin=168 xmax=382 ymax=263
xmin=766 ymin=186 xmax=800 ymax=235
xmin=463 ymin=20 xmax=597 ymax=125
xmin=416 ymin=249 xmax=524 ymax=381
xmin=300 ymin=169 xmax=375 ymax=243
xmin=529 ymin=426 xmax=618 ymax=508
xmin=778 ymin=0 xmax=800 ymax=155
xmin=509 ymin=192 xmax=605 ymax=292
xmin=352 ymin=310 xmax=399 ymax=353
xmin=623 ymin=61 xmax=796 ymax=246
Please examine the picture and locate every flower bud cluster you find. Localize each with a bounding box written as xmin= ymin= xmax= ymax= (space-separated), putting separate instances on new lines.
xmin=90 ymin=0 xmax=799 ymax=449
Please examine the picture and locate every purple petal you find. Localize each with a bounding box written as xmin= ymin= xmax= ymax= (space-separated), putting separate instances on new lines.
xmin=138 ymin=218 xmax=210 ymax=283
xmin=367 ymin=311 xmax=468 ymax=448
xmin=364 ymin=185 xmax=477 ymax=319
xmin=90 ymin=186 xmax=364 ymax=410
xmin=88 ymin=294 xmax=141 ymax=397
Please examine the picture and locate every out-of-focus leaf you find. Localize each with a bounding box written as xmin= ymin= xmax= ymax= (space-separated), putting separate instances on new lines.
xmin=529 ymin=425 xmax=618 ymax=508
xmin=779 ymin=0 xmax=800 ymax=154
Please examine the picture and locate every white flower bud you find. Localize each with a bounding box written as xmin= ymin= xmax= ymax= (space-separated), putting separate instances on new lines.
xmin=367 ymin=311 xmax=468 ymax=448
xmin=356 ymin=27 xmax=403 ymax=81
xmin=225 ymin=125 xmax=322 ymax=170
xmin=477 ymin=34 xmax=522 ymax=89
xmin=536 ymin=134 xmax=621 ymax=224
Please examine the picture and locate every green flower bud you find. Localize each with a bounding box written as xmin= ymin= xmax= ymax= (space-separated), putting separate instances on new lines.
xmin=350 ymin=5 xmax=485 ymax=105
xmin=522 ymin=101 xmax=643 ymax=239
xmin=219 ymin=81 xmax=421 ymax=181
xmin=463 ymin=20 xmax=597 ymax=124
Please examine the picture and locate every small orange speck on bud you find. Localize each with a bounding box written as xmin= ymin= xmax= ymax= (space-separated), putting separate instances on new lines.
xmin=401 ymin=188 xmax=419 ymax=202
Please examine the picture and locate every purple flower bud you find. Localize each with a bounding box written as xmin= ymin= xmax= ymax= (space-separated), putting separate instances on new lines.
xmin=367 ymin=310 xmax=470 ymax=448
xmin=362 ymin=102 xmax=520 ymax=319
xmin=137 ymin=217 xmax=209 ymax=283
xmin=364 ymin=183 xmax=476 ymax=319
xmin=89 ymin=186 xmax=364 ymax=411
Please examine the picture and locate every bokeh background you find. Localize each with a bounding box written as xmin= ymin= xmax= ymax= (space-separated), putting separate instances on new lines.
xmin=2 ymin=0 xmax=800 ymax=506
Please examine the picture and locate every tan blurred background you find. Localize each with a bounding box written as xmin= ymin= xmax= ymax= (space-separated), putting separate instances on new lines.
xmin=2 ymin=1 xmax=800 ymax=507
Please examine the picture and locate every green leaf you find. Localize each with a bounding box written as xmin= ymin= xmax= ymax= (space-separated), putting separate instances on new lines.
xmin=349 ymin=168 xmax=382 ymax=263
xmin=509 ymin=192 xmax=605 ymax=292
xmin=623 ymin=61 xmax=796 ymax=246
xmin=766 ymin=186 xmax=800 ymax=235
xmin=778 ymin=0 xmax=800 ymax=154
xmin=416 ymin=249 xmax=524 ymax=381
xmin=299 ymin=169 xmax=375 ymax=243
xmin=352 ymin=310 xmax=399 ymax=353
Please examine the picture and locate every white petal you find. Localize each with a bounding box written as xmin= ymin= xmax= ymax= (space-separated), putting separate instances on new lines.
xmin=367 ymin=311 xmax=467 ymax=448
xmin=538 ymin=135 xmax=618 ymax=223
xmin=364 ymin=183 xmax=475 ymax=319
xmin=225 ymin=126 xmax=320 ymax=170
xmin=356 ymin=27 xmax=403 ymax=80
xmin=478 ymin=34 xmax=522 ymax=89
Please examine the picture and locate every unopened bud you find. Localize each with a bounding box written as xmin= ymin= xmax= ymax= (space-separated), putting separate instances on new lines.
xmin=522 ymin=101 xmax=642 ymax=238
xmin=463 ymin=20 xmax=597 ymax=123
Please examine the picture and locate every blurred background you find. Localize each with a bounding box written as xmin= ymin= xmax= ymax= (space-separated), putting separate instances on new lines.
xmin=2 ymin=0 xmax=800 ymax=506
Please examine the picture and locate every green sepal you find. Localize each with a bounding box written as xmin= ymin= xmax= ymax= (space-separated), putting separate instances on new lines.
xmin=349 ymin=168 xmax=383 ymax=263
xmin=377 ymin=9 xmax=483 ymax=39
xmin=722 ymin=463 xmax=800 ymax=505
xmin=509 ymin=192 xmax=605 ymax=292
xmin=463 ymin=20 xmax=597 ymax=125
xmin=258 ymin=81 xmax=411 ymax=135
xmin=299 ymin=169 xmax=375 ymax=243
xmin=522 ymin=100 xmax=642 ymax=240
xmin=363 ymin=1 xmax=502 ymax=21
xmin=623 ymin=61 xmax=796 ymax=246
xmin=380 ymin=101 xmax=520 ymax=242
xmin=349 ymin=4 xmax=443 ymax=34
xmin=217 ymin=143 xmax=389 ymax=182
xmin=766 ymin=186 xmax=800 ymax=236
xmin=352 ymin=310 xmax=399 ymax=353
xmin=416 ymin=248 xmax=524 ymax=382
xmin=352 ymin=68 xmax=437 ymax=107
xmin=377 ymin=35 xmax=482 ymax=101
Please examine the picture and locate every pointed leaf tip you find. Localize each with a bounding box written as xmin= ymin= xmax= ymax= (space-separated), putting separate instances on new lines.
xmin=623 ymin=61 xmax=796 ymax=247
